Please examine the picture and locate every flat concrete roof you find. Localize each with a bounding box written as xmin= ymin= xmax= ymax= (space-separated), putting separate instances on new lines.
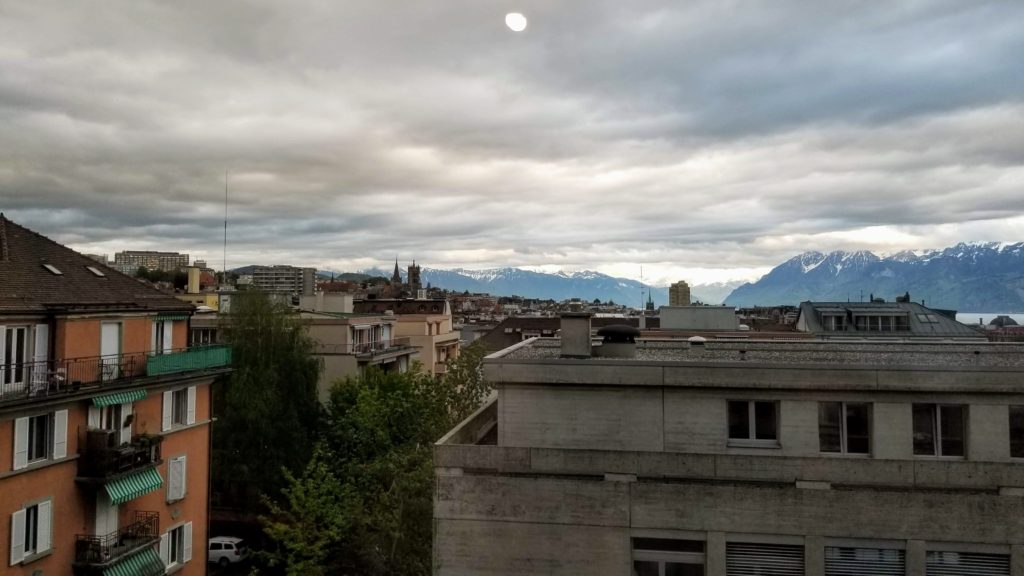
xmin=491 ymin=338 xmax=1024 ymax=369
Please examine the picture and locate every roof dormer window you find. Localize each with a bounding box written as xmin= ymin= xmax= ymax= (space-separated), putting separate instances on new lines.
xmin=86 ymin=266 xmax=106 ymax=277
xmin=42 ymin=263 xmax=62 ymax=275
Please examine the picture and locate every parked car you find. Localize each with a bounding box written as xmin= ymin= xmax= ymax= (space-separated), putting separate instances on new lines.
xmin=208 ymin=536 xmax=250 ymax=567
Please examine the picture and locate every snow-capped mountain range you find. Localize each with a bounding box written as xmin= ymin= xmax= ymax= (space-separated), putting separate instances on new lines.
xmin=725 ymin=242 xmax=1024 ymax=311
xmin=362 ymin=266 xmax=741 ymax=307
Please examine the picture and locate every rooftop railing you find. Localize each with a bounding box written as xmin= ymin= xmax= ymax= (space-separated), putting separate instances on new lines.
xmin=74 ymin=511 xmax=159 ymax=567
xmin=0 ymin=344 xmax=231 ymax=407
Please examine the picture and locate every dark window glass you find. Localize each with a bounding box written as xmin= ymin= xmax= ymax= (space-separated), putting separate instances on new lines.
xmin=666 ymin=564 xmax=704 ymax=576
xmin=845 ymin=403 xmax=871 ymax=454
xmin=210 ymin=543 xmax=222 ymax=551
xmin=913 ymin=404 xmax=936 ymax=455
xmin=28 ymin=414 xmax=49 ymax=461
xmin=818 ymin=402 xmax=842 ymax=452
xmin=1011 ymin=406 xmax=1024 ymax=459
xmin=939 ymin=405 xmax=965 ymax=457
xmin=24 ymin=504 xmax=38 ymax=554
xmin=633 ymin=560 xmax=659 ymax=576
xmin=754 ymin=401 xmax=777 ymax=440
xmin=633 ymin=539 xmax=704 ymax=553
xmin=172 ymin=389 xmax=188 ymax=425
xmin=728 ymin=401 xmax=749 ymax=439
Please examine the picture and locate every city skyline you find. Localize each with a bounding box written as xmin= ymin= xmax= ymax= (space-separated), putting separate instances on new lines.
xmin=2 ymin=1 xmax=1023 ymax=286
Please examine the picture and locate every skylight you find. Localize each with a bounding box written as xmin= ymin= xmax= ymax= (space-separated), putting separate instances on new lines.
xmin=42 ymin=263 xmax=62 ymax=275
xmin=86 ymin=266 xmax=106 ymax=277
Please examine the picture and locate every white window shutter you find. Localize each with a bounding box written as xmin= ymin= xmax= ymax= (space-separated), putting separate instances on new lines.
xmin=52 ymin=410 xmax=68 ymax=459
xmin=36 ymin=500 xmax=51 ymax=554
xmin=163 ymin=321 xmax=174 ymax=353
xmin=120 ymin=402 xmax=133 ymax=445
xmin=183 ymin=522 xmax=193 ymax=563
xmin=10 ymin=509 xmax=25 ymax=566
xmin=159 ymin=533 xmax=169 ymax=566
xmin=33 ymin=324 xmax=48 ymax=363
xmin=162 ymin=391 xmax=173 ymax=431
xmin=151 ymin=321 xmax=158 ymax=354
xmin=88 ymin=406 xmax=101 ymax=428
xmin=13 ymin=417 xmax=29 ymax=470
xmin=168 ymin=456 xmax=183 ymax=501
xmin=181 ymin=456 xmax=188 ymax=499
xmin=186 ymin=386 xmax=196 ymax=425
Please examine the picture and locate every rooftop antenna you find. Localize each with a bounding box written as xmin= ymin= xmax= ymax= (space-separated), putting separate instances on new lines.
xmin=639 ymin=266 xmax=646 ymax=330
xmin=223 ymin=169 xmax=229 ymax=286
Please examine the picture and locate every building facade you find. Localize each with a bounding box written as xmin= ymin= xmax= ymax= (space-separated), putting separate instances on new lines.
xmin=353 ymin=299 xmax=459 ymax=376
xmin=1 ymin=215 xmax=231 ymax=576
xmin=113 ymin=251 xmax=190 ymax=273
xmin=669 ymin=281 xmax=691 ymax=307
xmin=434 ymin=313 xmax=1024 ymax=575
xmin=249 ymin=265 xmax=316 ymax=296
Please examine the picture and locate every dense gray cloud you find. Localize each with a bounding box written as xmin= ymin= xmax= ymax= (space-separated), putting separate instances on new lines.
xmin=1 ymin=0 xmax=1022 ymax=285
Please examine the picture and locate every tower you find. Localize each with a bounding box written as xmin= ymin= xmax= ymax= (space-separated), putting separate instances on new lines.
xmin=392 ymin=257 xmax=402 ymax=284
xmin=408 ymin=260 xmax=422 ymax=293
xmin=669 ymin=280 xmax=691 ymax=306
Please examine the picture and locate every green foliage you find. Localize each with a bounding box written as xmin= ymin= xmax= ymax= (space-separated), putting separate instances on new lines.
xmin=212 ymin=292 xmax=323 ymax=509
xmin=262 ymin=343 xmax=491 ymax=575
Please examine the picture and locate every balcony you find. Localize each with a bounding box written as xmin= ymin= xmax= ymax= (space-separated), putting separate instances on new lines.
xmin=0 ymin=344 xmax=231 ymax=408
xmin=74 ymin=511 xmax=163 ymax=575
xmin=79 ymin=429 xmax=163 ymax=481
xmin=350 ymin=337 xmax=414 ymax=357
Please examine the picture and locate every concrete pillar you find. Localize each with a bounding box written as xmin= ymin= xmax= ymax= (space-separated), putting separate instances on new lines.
xmin=1012 ymin=544 xmax=1024 ymax=576
xmin=706 ymin=532 xmax=726 ymax=576
xmin=906 ymin=540 xmax=926 ymax=576
xmin=559 ymin=312 xmax=592 ymax=358
xmin=805 ymin=536 xmax=824 ymax=576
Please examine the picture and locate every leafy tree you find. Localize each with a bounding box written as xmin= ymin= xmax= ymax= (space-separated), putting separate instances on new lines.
xmin=212 ymin=292 xmax=323 ymax=511
xmin=261 ymin=342 xmax=491 ymax=575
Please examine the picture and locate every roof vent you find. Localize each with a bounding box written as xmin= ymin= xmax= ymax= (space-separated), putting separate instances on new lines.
xmin=594 ymin=324 xmax=640 ymax=358
xmin=86 ymin=266 xmax=106 ymax=277
xmin=42 ymin=263 xmax=63 ymax=275
xmin=688 ymin=335 xmax=707 ymax=346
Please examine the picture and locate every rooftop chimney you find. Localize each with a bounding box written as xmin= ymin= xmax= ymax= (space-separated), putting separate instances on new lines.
xmin=560 ymin=311 xmax=592 ymax=358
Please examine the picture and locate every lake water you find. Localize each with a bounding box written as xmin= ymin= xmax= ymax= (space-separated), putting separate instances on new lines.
xmin=956 ymin=313 xmax=1024 ymax=326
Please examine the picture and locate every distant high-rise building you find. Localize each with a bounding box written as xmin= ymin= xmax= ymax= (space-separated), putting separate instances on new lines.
xmin=249 ymin=265 xmax=316 ymax=296
xmin=114 ymin=250 xmax=189 ymax=272
xmin=669 ymin=280 xmax=691 ymax=306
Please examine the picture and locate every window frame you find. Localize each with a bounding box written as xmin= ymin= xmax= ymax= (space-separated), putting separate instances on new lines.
xmin=632 ymin=538 xmax=706 ymax=576
xmin=1010 ymin=405 xmax=1024 ymax=459
xmin=727 ymin=400 xmax=780 ymax=447
xmin=912 ymin=403 xmax=966 ymax=458
xmin=171 ymin=388 xmax=188 ymax=426
xmin=818 ymin=402 xmax=871 ymax=455
xmin=26 ymin=413 xmax=51 ymax=463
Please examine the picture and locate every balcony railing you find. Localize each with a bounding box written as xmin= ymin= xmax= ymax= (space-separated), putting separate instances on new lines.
xmin=74 ymin=511 xmax=159 ymax=567
xmin=0 ymin=345 xmax=231 ymax=407
xmin=351 ymin=337 xmax=412 ymax=356
xmin=79 ymin=430 xmax=163 ymax=480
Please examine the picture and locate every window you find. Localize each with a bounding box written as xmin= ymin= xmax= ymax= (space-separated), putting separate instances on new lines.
xmin=162 ymin=387 xmax=196 ymax=431
xmin=726 ymin=542 xmax=803 ymax=576
xmin=41 ymin=264 xmax=62 ymax=275
xmin=100 ymin=404 xmax=123 ymax=432
xmin=822 ymin=315 xmax=845 ymax=331
xmin=728 ymin=400 xmax=778 ymax=444
xmin=161 ymin=522 xmax=193 ymax=568
xmin=9 ymin=500 xmax=51 ymax=564
xmin=1011 ymin=406 xmax=1024 ymax=458
xmin=819 ymin=402 xmax=870 ymax=454
xmin=913 ymin=404 xmax=965 ymax=457
xmin=86 ymin=266 xmax=106 ymax=277
xmin=13 ymin=411 xmax=66 ymax=470
xmin=926 ymin=551 xmax=1009 ymax=576
xmin=3 ymin=326 xmax=29 ymax=385
xmin=825 ymin=547 xmax=904 ymax=576
xmin=154 ymin=321 xmax=167 ymax=354
xmin=632 ymin=538 xmax=705 ymax=576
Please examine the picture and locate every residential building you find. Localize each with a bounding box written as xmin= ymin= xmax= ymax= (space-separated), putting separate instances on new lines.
xmin=249 ymin=265 xmax=316 ymax=296
xmin=434 ymin=312 xmax=1024 ymax=575
xmin=669 ymin=281 xmax=691 ymax=307
xmin=353 ymin=299 xmax=459 ymax=376
xmin=659 ymin=305 xmax=739 ymax=331
xmin=795 ymin=300 xmax=985 ymax=341
xmin=0 ymin=215 xmax=231 ymax=575
xmin=113 ymin=251 xmax=189 ymax=273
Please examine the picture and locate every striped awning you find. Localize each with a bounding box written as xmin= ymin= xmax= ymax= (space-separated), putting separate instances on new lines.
xmin=93 ymin=389 xmax=147 ymax=407
xmin=105 ymin=467 xmax=163 ymax=505
xmin=103 ymin=546 xmax=165 ymax=576
xmin=157 ymin=314 xmax=189 ymax=321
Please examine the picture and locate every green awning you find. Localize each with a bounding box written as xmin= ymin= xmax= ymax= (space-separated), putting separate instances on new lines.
xmin=105 ymin=467 xmax=163 ymax=505
xmin=93 ymin=389 xmax=147 ymax=407
xmin=103 ymin=546 xmax=165 ymax=576
xmin=157 ymin=314 xmax=190 ymax=321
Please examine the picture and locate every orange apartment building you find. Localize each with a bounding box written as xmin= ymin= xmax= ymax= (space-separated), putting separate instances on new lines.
xmin=0 ymin=214 xmax=231 ymax=576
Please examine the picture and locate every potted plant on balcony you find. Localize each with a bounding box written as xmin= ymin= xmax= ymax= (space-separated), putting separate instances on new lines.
xmin=133 ymin=432 xmax=164 ymax=463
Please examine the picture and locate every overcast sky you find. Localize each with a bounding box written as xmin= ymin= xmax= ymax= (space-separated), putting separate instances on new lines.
xmin=2 ymin=1 xmax=1022 ymax=286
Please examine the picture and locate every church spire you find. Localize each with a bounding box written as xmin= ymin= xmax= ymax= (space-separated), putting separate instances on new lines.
xmin=392 ymin=257 xmax=401 ymax=284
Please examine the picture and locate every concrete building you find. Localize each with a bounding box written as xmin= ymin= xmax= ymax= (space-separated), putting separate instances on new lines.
xmin=660 ymin=306 xmax=739 ymax=331
xmin=113 ymin=251 xmax=189 ymax=273
xmin=354 ymin=299 xmax=459 ymax=376
xmin=249 ymin=265 xmax=316 ymax=296
xmin=434 ymin=312 xmax=1024 ymax=576
xmin=0 ymin=215 xmax=231 ymax=575
xmin=670 ymin=281 xmax=691 ymax=307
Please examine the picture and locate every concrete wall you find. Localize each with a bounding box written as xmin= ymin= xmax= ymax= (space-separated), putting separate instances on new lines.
xmin=659 ymin=306 xmax=738 ymax=331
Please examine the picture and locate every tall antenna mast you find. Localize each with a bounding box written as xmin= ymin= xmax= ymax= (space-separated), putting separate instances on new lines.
xmin=223 ymin=169 xmax=229 ymax=285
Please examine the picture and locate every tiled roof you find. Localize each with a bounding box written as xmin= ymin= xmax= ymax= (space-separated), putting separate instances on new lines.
xmin=0 ymin=214 xmax=193 ymax=314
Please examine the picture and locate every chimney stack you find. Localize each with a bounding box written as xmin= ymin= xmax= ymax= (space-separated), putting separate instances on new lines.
xmin=560 ymin=311 xmax=592 ymax=358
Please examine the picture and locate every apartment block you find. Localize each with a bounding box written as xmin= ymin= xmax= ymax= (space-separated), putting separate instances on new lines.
xmin=434 ymin=314 xmax=1024 ymax=576
xmin=354 ymin=299 xmax=459 ymax=376
xmin=0 ymin=215 xmax=231 ymax=575
xmin=249 ymin=265 xmax=316 ymax=296
xmin=113 ymin=251 xmax=190 ymax=273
